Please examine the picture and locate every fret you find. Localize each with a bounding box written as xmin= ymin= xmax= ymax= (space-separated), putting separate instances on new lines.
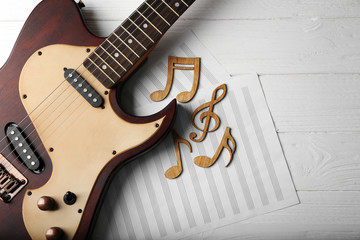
xmin=112 ymin=32 xmax=141 ymax=58
xmin=183 ymin=0 xmax=196 ymax=6
xmin=138 ymin=4 xmax=169 ymax=34
xmin=147 ymin=0 xmax=179 ymax=26
xmin=181 ymin=0 xmax=189 ymax=7
xmin=99 ymin=46 xmax=127 ymax=72
xmin=120 ymin=25 xmax=147 ymax=50
xmin=87 ymin=58 xmax=115 ymax=84
xmin=83 ymin=0 xmax=196 ymax=88
xmin=130 ymin=11 xmax=162 ymax=41
xmin=121 ymin=19 xmax=155 ymax=50
xmin=104 ymin=39 xmax=134 ymax=65
xmin=87 ymin=54 xmax=119 ymax=81
xmin=161 ymin=0 xmax=179 ymax=17
xmin=166 ymin=0 xmax=189 ymax=16
xmin=144 ymin=1 xmax=171 ymax=26
xmin=135 ymin=9 xmax=163 ymax=35
xmin=88 ymin=52 xmax=119 ymax=79
xmin=128 ymin=18 xmax=155 ymax=43
xmin=93 ymin=51 xmax=122 ymax=78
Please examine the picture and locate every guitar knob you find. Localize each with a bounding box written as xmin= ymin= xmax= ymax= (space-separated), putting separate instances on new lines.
xmin=37 ymin=196 xmax=55 ymax=211
xmin=45 ymin=227 xmax=63 ymax=240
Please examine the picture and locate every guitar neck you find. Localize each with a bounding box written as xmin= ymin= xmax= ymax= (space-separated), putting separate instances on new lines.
xmin=83 ymin=0 xmax=196 ymax=88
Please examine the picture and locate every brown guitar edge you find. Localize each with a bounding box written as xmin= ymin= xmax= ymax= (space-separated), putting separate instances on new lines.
xmin=0 ymin=0 xmax=105 ymax=239
xmin=74 ymin=90 xmax=177 ymax=239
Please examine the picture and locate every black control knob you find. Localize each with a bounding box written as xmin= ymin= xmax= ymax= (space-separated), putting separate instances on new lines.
xmin=63 ymin=191 xmax=76 ymax=205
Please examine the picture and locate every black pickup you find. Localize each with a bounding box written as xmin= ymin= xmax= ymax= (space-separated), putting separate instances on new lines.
xmin=6 ymin=123 xmax=43 ymax=173
xmin=64 ymin=69 xmax=104 ymax=108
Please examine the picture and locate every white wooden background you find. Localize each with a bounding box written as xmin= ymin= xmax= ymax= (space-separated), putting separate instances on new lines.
xmin=1 ymin=0 xmax=360 ymax=239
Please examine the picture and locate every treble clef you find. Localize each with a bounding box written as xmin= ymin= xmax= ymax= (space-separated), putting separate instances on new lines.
xmin=189 ymin=84 xmax=227 ymax=142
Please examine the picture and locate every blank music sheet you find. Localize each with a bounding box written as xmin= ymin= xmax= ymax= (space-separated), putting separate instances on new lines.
xmin=91 ymin=31 xmax=299 ymax=240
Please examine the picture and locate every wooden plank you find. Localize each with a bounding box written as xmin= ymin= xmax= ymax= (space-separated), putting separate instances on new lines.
xmin=87 ymin=19 xmax=360 ymax=75
xmin=279 ymin=133 xmax=360 ymax=191
xmin=185 ymin=191 xmax=360 ymax=240
xmin=2 ymin=0 xmax=360 ymax=21
xmin=260 ymin=74 xmax=360 ymax=132
xmin=2 ymin=18 xmax=360 ymax=75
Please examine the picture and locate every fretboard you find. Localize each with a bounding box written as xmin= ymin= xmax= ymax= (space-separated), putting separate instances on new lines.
xmin=83 ymin=0 xmax=196 ymax=88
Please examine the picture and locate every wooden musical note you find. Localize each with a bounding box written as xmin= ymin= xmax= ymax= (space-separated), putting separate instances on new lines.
xmin=194 ymin=127 xmax=236 ymax=168
xmin=189 ymin=84 xmax=227 ymax=142
xmin=150 ymin=56 xmax=200 ymax=103
xmin=164 ymin=130 xmax=192 ymax=179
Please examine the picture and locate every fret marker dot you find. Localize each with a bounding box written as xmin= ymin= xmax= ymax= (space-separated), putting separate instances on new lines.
xmin=143 ymin=23 xmax=148 ymax=29
xmin=128 ymin=39 xmax=133 ymax=44
xmin=114 ymin=53 xmax=120 ymax=58
xmin=102 ymin=65 xmax=107 ymax=70
xmin=175 ymin=2 xmax=180 ymax=7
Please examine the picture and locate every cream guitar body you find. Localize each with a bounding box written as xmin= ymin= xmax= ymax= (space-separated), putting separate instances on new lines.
xmin=20 ymin=44 xmax=168 ymax=239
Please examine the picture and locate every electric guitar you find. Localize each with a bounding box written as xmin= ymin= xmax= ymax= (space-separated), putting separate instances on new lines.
xmin=0 ymin=0 xmax=195 ymax=239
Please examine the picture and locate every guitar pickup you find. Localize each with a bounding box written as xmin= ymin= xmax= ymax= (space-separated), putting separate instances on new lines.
xmin=6 ymin=123 xmax=43 ymax=173
xmin=64 ymin=69 xmax=104 ymax=108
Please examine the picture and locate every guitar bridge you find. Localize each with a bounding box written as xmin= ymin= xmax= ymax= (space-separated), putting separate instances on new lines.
xmin=0 ymin=154 xmax=27 ymax=203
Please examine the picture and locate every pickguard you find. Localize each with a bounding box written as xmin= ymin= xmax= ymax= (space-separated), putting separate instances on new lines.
xmin=19 ymin=44 xmax=163 ymax=239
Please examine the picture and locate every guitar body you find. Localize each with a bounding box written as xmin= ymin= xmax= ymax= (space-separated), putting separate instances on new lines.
xmin=0 ymin=0 xmax=176 ymax=239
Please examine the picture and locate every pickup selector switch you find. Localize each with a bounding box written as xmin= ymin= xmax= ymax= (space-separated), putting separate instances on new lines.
xmin=63 ymin=191 xmax=76 ymax=205
xmin=37 ymin=196 xmax=55 ymax=211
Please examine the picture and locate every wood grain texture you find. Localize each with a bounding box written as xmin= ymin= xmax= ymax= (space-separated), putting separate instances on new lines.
xmin=164 ymin=130 xmax=192 ymax=179
xmin=280 ymin=133 xmax=360 ymax=191
xmin=73 ymin=19 xmax=360 ymax=76
xmin=260 ymin=74 xmax=360 ymax=132
xmin=3 ymin=19 xmax=360 ymax=75
xmin=190 ymin=84 xmax=226 ymax=142
xmin=0 ymin=0 xmax=176 ymax=239
xmin=150 ymin=56 xmax=200 ymax=103
xmin=3 ymin=0 xmax=360 ymax=21
xmin=1 ymin=0 xmax=359 ymax=239
xmin=0 ymin=0 xmax=103 ymax=238
xmin=187 ymin=191 xmax=360 ymax=240
xmin=194 ymin=127 xmax=236 ymax=168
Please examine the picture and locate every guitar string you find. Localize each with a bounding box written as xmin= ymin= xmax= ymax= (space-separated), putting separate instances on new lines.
xmin=1 ymin=0 xmax=164 ymax=174
xmin=13 ymin=0 xmax=175 ymax=177
xmin=2 ymin=1 xmax=181 ymax=177
xmin=1 ymin=0 xmax=170 ymax=176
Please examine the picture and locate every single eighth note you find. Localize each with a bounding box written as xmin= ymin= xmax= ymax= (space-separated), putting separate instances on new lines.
xmin=165 ymin=130 xmax=192 ymax=179
xmin=194 ymin=127 xmax=236 ymax=168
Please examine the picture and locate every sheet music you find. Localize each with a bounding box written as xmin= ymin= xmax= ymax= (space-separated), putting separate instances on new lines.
xmin=91 ymin=32 xmax=299 ymax=240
